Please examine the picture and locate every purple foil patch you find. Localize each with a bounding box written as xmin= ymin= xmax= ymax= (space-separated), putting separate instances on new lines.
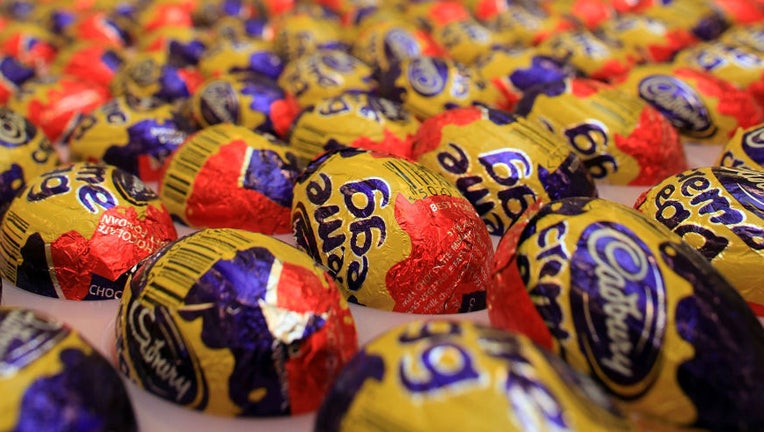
xmin=741 ymin=126 xmax=764 ymax=166
xmin=242 ymin=148 xmax=298 ymax=207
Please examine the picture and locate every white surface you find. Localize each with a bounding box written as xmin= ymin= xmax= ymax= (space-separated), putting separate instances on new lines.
xmin=1 ymin=143 xmax=726 ymax=431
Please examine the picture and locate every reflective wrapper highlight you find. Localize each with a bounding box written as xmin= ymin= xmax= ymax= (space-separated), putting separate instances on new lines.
xmin=635 ymin=166 xmax=764 ymax=318
xmin=0 ymin=162 xmax=178 ymax=300
xmin=291 ymin=148 xmax=493 ymax=314
xmin=159 ymin=123 xmax=300 ymax=235
xmin=717 ymin=121 xmax=764 ymax=170
xmin=0 ymin=306 xmax=136 ymax=432
xmin=315 ymin=320 xmax=632 ymax=432
xmin=489 ymin=196 xmax=764 ymax=430
xmin=412 ymin=105 xmax=597 ymax=237
xmin=115 ymin=228 xmax=358 ymax=417
xmin=516 ymin=78 xmax=687 ymax=186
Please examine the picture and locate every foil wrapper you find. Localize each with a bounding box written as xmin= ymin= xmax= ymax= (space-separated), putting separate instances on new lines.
xmin=639 ymin=0 xmax=730 ymax=41
xmin=288 ymin=92 xmax=420 ymax=161
xmin=115 ymin=228 xmax=358 ymax=416
xmin=0 ymin=21 xmax=58 ymax=73
xmin=271 ymin=10 xmax=346 ymax=62
xmin=378 ymin=55 xmax=495 ymax=120
xmin=291 ymin=148 xmax=493 ymax=314
xmin=0 ymin=306 xmax=137 ymax=431
xmin=717 ymin=121 xmax=764 ymax=170
xmin=50 ymin=41 xmax=125 ymax=88
xmin=614 ymin=63 xmax=764 ymax=145
xmin=635 ymin=166 xmax=764 ymax=318
xmin=315 ymin=320 xmax=632 ymax=432
xmin=412 ymin=105 xmax=597 ymax=238
xmin=110 ymin=51 xmax=204 ymax=103
xmin=7 ymin=74 xmax=111 ymax=146
xmin=351 ymin=18 xmax=445 ymax=73
xmin=516 ymin=77 xmax=687 ymax=186
xmin=0 ymin=107 xmax=60 ymax=215
xmin=68 ymin=95 xmax=195 ymax=183
xmin=137 ymin=24 xmax=208 ymax=68
xmin=192 ymin=72 xmax=297 ymax=138
xmin=158 ymin=123 xmax=300 ymax=235
xmin=489 ymin=196 xmax=764 ymax=429
xmin=0 ymin=162 xmax=178 ymax=300
xmin=198 ymin=38 xmax=283 ymax=81
xmin=485 ymin=3 xmax=577 ymax=47
xmin=0 ymin=55 xmax=35 ymax=104
xmin=597 ymin=14 xmax=698 ymax=63
xmin=278 ymin=49 xmax=376 ymax=111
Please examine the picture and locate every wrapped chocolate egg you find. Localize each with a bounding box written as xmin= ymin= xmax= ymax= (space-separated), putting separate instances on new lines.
xmin=639 ymin=0 xmax=730 ymax=41
xmin=430 ymin=18 xmax=501 ymax=66
xmin=137 ymin=24 xmax=208 ymax=68
xmin=59 ymin=9 xmax=133 ymax=49
xmin=673 ymin=41 xmax=764 ymax=110
xmin=534 ymin=29 xmax=642 ymax=82
xmin=287 ymin=92 xmax=420 ymax=161
xmin=717 ymin=121 xmax=764 ymax=170
xmin=159 ymin=123 xmax=300 ymax=235
xmin=271 ymin=9 xmax=346 ymax=62
xmin=291 ymin=148 xmax=493 ymax=314
xmin=542 ymin=0 xmax=615 ymax=29
xmin=489 ymin=196 xmax=764 ymax=430
xmin=596 ymin=14 xmax=698 ymax=63
xmin=7 ymin=74 xmax=111 ymax=146
xmin=191 ymin=72 xmax=297 ymax=138
xmin=0 ymin=21 xmax=58 ymax=73
xmin=115 ymin=228 xmax=358 ymax=417
xmin=197 ymin=38 xmax=283 ymax=81
xmin=0 ymin=107 xmax=60 ymax=215
xmin=635 ymin=166 xmax=764 ymax=318
xmin=110 ymin=51 xmax=204 ymax=103
xmin=473 ymin=45 xmax=577 ymax=112
xmin=613 ymin=63 xmax=764 ymax=145
xmin=278 ymin=49 xmax=376 ymax=111
xmin=378 ymin=55 xmax=494 ymax=120
xmin=68 ymin=95 xmax=195 ymax=183
xmin=485 ymin=3 xmax=577 ymax=47
xmin=49 ymin=41 xmax=125 ymax=88
xmin=351 ymin=18 xmax=445 ymax=73
xmin=516 ymin=77 xmax=687 ymax=186
xmin=719 ymin=22 xmax=764 ymax=53
xmin=0 ymin=162 xmax=178 ymax=301
xmin=412 ymin=105 xmax=597 ymax=237
xmin=0 ymin=306 xmax=137 ymax=431
xmin=315 ymin=320 xmax=632 ymax=432
xmin=0 ymin=55 xmax=35 ymax=104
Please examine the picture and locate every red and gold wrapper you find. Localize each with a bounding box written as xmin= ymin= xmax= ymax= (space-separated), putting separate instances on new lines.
xmin=412 ymin=105 xmax=597 ymax=237
xmin=351 ymin=19 xmax=445 ymax=73
xmin=7 ymin=74 xmax=111 ymax=146
xmin=404 ymin=0 xmax=472 ymax=32
xmin=717 ymin=121 xmax=764 ymax=170
xmin=135 ymin=1 xmax=195 ymax=34
xmin=315 ymin=320 xmax=633 ymax=432
xmin=535 ymin=29 xmax=642 ymax=82
xmin=542 ymin=0 xmax=615 ymax=29
xmin=278 ymin=49 xmax=376 ymax=110
xmin=430 ymin=18 xmax=501 ymax=66
xmin=288 ymin=92 xmax=420 ymax=161
xmin=68 ymin=96 xmax=195 ymax=183
xmin=159 ymin=123 xmax=300 ymax=234
xmin=271 ymin=10 xmax=345 ymax=62
xmin=115 ymin=228 xmax=358 ymax=416
xmin=378 ymin=56 xmax=495 ymax=120
xmin=50 ymin=41 xmax=124 ymax=88
xmin=489 ymin=196 xmax=764 ymax=429
xmin=0 ymin=107 xmax=60 ymax=214
xmin=197 ymin=38 xmax=283 ymax=81
xmin=673 ymin=41 xmax=764 ymax=111
xmin=0 ymin=22 xmax=58 ymax=74
xmin=60 ymin=9 xmax=132 ymax=49
xmin=635 ymin=166 xmax=764 ymax=318
xmin=110 ymin=51 xmax=204 ymax=103
xmin=711 ymin=0 xmax=764 ymax=26
xmin=485 ymin=3 xmax=577 ymax=47
xmin=1 ymin=306 xmax=137 ymax=431
xmin=473 ymin=45 xmax=577 ymax=112
xmin=516 ymin=78 xmax=687 ymax=186
xmin=192 ymin=72 xmax=297 ymax=138
xmin=597 ymin=14 xmax=698 ymax=63
xmin=137 ymin=24 xmax=208 ymax=68
xmin=614 ymin=64 xmax=764 ymax=145
xmin=0 ymin=162 xmax=177 ymax=300
xmin=291 ymin=148 xmax=493 ymax=314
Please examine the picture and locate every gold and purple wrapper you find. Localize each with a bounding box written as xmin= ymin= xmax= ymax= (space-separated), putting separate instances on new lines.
xmin=116 ymin=228 xmax=358 ymax=416
xmin=0 ymin=162 xmax=177 ymax=300
xmin=315 ymin=319 xmax=633 ymax=432
xmin=717 ymin=121 xmax=764 ymax=170
xmin=291 ymin=148 xmax=493 ymax=314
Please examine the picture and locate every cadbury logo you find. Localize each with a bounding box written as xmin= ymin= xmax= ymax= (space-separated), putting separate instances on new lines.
xmin=0 ymin=109 xmax=29 ymax=147
xmin=408 ymin=57 xmax=447 ymax=97
xmin=742 ymin=126 xmax=764 ymax=164
xmin=570 ymin=225 xmax=665 ymax=391
xmin=0 ymin=309 xmax=66 ymax=377
xmin=638 ymin=75 xmax=713 ymax=135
